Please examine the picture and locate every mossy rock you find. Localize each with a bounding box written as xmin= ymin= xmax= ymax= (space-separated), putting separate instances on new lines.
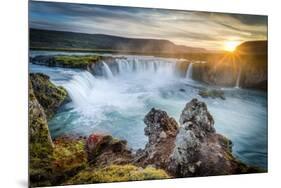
xmin=54 ymin=55 xmax=101 ymax=68
xmin=31 ymin=55 xmax=101 ymax=69
xmin=51 ymin=137 xmax=88 ymax=185
xmin=29 ymin=73 xmax=68 ymax=119
xmin=29 ymin=80 xmax=54 ymax=187
xmin=66 ymin=164 xmax=169 ymax=185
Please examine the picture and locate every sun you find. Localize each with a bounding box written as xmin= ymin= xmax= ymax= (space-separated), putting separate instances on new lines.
xmin=223 ymin=41 xmax=240 ymax=52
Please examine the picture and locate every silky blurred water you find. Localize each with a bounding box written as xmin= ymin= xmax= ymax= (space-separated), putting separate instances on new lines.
xmin=29 ymin=51 xmax=267 ymax=169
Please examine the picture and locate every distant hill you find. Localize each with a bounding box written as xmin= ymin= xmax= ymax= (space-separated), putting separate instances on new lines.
xmin=29 ymin=29 xmax=207 ymax=54
xmin=236 ymin=40 xmax=267 ymax=55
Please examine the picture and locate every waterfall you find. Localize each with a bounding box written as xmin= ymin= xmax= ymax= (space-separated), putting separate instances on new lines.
xmin=93 ymin=57 xmax=179 ymax=78
xmin=102 ymin=61 xmax=113 ymax=78
xmin=185 ymin=63 xmax=193 ymax=79
xmin=63 ymin=71 xmax=96 ymax=107
xmin=235 ymin=68 xmax=241 ymax=88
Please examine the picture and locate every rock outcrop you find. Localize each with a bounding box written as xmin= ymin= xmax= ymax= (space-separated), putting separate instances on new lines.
xmin=135 ymin=99 xmax=262 ymax=178
xmin=169 ymin=99 xmax=259 ymax=177
xmin=30 ymin=73 xmax=68 ymax=119
xmin=135 ymin=108 xmax=178 ymax=170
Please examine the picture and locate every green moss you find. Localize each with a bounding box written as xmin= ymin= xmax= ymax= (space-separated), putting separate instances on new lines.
xmin=51 ymin=137 xmax=88 ymax=184
xmin=29 ymin=81 xmax=54 ymax=187
xmin=66 ymin=165 xmax=169 ymax=185
xmin=30 ymin=73 xmax=68 ymax=119
xmin=54 ymin=55 xmax=101 ymax=68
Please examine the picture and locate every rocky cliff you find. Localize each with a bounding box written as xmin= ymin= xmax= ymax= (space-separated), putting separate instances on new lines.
xmin=192 ymin=41 xmax=267 ymax=90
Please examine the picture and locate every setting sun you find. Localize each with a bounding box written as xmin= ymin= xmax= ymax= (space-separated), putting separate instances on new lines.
xmin=224 ymin=41 xmax=240 ymax=52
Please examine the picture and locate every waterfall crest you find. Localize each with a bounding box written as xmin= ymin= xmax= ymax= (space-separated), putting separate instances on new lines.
xmin=91 ymin=57 xmax=179 ymax=78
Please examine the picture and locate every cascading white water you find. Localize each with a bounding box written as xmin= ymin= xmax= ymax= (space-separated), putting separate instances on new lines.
xmin=102 ymin=61 xmax=114 ymax=78
xmin=186 ymin=63 xmax=193 ymax=79
xmin=114 ymin=58 xmax=178 ymax=76
xmin=63 ymin=71 xmax=96 ymax=107
xmin=235 ymin=68 xmax=241 ymax=88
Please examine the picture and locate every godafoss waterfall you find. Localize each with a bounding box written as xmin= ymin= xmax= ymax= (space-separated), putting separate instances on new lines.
xmin=29 ymin=51 xmax=267 ymax=171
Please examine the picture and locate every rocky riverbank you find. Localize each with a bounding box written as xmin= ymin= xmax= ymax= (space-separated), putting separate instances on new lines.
xmin=29 ymin=72 xmax=264 ymax=187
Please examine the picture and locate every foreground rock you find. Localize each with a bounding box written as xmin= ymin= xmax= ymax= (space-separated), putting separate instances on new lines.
xmin=170 ymin=99 xmax=261 ymax=176
xmin=135 ymin=108 xmax=178 ymax=171
xmin=136 ymin=99 xmax=262 ymax=178
xmin=30 ymin=73 xmax=68 ymax=119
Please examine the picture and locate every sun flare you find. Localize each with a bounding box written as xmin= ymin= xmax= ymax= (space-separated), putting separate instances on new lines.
xmin=224 ymin=41 xmax=240 ymax=52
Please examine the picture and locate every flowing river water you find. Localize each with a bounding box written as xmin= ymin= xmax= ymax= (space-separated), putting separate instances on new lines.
xmin=29 ymin=51 xmax=268 ymax=169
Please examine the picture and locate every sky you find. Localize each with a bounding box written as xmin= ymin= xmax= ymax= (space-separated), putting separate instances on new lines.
xmin=29 ymin=1 xmax=268 ymax=51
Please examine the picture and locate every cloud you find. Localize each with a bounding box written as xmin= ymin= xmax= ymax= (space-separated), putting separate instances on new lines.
xmin=29 ymin=1 xmax=267 ymax=50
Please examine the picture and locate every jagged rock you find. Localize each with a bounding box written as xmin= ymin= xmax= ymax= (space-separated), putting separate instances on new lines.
xmin=135 ymin=108 xmax=178 ymax=170
xmin=179 ymin=98 xmax=215 ymax=134
xmin=169 ymin=98 xmax=260 ymax=177
xmin=30 ymin=73 xmax=68 ymax=119
xmin=86 ymin=134 xmax=133 ymax=167
xmin=144 ymin=108 xmax=178 ymax=143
